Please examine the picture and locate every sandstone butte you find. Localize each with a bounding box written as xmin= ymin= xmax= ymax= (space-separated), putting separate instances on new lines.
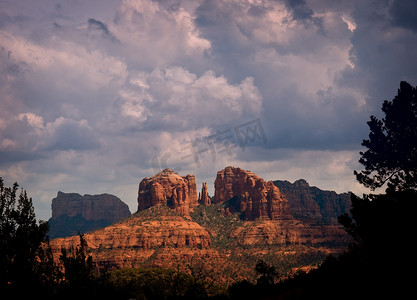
xmin=137 ymin=168 xmax=198 ymax=217
xmin=214 ymin=166 xmax=293 ymax=220
xmin=50 ymin=167 xmax=351 ymax=283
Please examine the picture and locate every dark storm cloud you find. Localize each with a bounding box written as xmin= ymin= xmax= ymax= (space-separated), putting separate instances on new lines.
xmin=337 ymin=0 xmax=417 ymax=113
xmin=390 ymin=0 xmax=417 ymax=32
xmin=284 ymin=0 xmax=313 ymax=21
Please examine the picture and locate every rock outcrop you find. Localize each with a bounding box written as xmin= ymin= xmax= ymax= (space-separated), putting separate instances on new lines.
xmin=214 ymin=166 xmax=292 ymax=220
xmin=230 ymin=220 xmax=349 ymax=247
xmin=198 ymin=182 xmax=211 ymax=206
xmin=137 ymin=169 xmax=198 ymax=216
xmin=273 ymin=179 xmax=351 ymax=224
xmin=49 ymin=192 xmax=131 ymax=238
xmin=50 ymin=208 xmax=212 ymax=270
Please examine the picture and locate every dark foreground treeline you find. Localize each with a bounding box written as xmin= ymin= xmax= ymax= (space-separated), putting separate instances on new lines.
xmin=1 ymin=177 xmax=416 ymax=300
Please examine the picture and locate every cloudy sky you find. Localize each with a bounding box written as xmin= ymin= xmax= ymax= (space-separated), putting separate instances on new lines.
xmin=1 ymin=0 xmax=417 ymax=220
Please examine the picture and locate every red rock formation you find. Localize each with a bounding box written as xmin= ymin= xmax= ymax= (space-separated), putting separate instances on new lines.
xmin=184 ymin=175 xmax=198 ymax=205
xmin=198 ymin=182 xmax=211 ymax=206
xmin=214 ymin=166 xmax=292 ymax=221
xmin=230 ymin=220 xmax=349 ymax=246
xmin=137 ymin=169 xmax=198 ymax=216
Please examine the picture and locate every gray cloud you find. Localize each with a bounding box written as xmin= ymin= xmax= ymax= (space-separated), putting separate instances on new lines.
xmin=45 ymin=118 xmax=101 ymax=151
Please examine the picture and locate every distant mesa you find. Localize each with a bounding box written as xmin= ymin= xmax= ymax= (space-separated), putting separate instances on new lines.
xmin=214 ymin=166 xmax=293 ymax=221
xmin=137 ymin=168 xmax=198 ymax=217
xmin=48 ymin=191 xmax=131 ymax=238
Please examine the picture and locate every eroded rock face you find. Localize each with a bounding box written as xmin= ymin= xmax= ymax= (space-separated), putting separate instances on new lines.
xmin=214 ymin=166 xmax=292 ymax=220
xmin=273 ymin=179 xmax=351 ymax=224
xmin=137 ymin=169 xmax=198 ymax=216
xmin=198 ymin=182 xmax=211 ymax=206
xmin=230 ymin=220 xmax=349 ymax=247
xmin=50 ymin=213 xmax=212 ymax=269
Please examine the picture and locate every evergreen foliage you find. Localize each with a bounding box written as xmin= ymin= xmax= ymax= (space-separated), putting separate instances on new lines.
xmin=355 ymin=81 xmax=417 ymax=192
xmin=0 ymin=178 xmax=51 ymax=298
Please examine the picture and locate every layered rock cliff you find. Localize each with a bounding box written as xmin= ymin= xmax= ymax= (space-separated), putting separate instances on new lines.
xmin=273 ymin=179 xmax=351 ymax=224
xmin=50 ymin=205 xmax=212 ymax=270
xmin=214 ymin=166 xmax=292 ymax=220
xmin=48 ymin=192 xmax=131 ymax=238
xmin=137 ymin=169 xmax=198 ymax=217
xmin=230 ymin=219 xmax=349 ymax=247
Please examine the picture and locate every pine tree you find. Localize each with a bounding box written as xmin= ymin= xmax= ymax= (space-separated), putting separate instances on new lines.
xmin=354 ymin=81 xmax=417 ymax=192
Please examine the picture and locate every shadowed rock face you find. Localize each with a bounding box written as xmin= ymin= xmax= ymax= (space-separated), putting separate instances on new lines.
xmin=49 ymin=192 xmax=131 ymax=238
xmin=52 ymin=192 xmax=131 ymax=222
xmin=137 ymin=169 xmax=198 ymax=216
xmin=273 ymin=179 xmax=351 ymax=224
xmin=214 ymin=166 xmax=293 ymax=220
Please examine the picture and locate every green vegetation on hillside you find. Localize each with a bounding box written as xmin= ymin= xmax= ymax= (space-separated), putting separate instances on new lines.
xmin=191 ymin=202 xmax=244 ymax=248
xmin=133 ymin=203 xmax=181 ymax=220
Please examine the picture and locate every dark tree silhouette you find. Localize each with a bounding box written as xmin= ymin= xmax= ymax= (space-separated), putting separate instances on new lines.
xmin=60 ymin=233 xmax=96 ymax=296
xmin=255 ymin=259 xmax=278 ymax=287
xmin=354 ymin=81 xmax=417 ymax=192
xmin=0 ymin=178 xmax=50 ymax=297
